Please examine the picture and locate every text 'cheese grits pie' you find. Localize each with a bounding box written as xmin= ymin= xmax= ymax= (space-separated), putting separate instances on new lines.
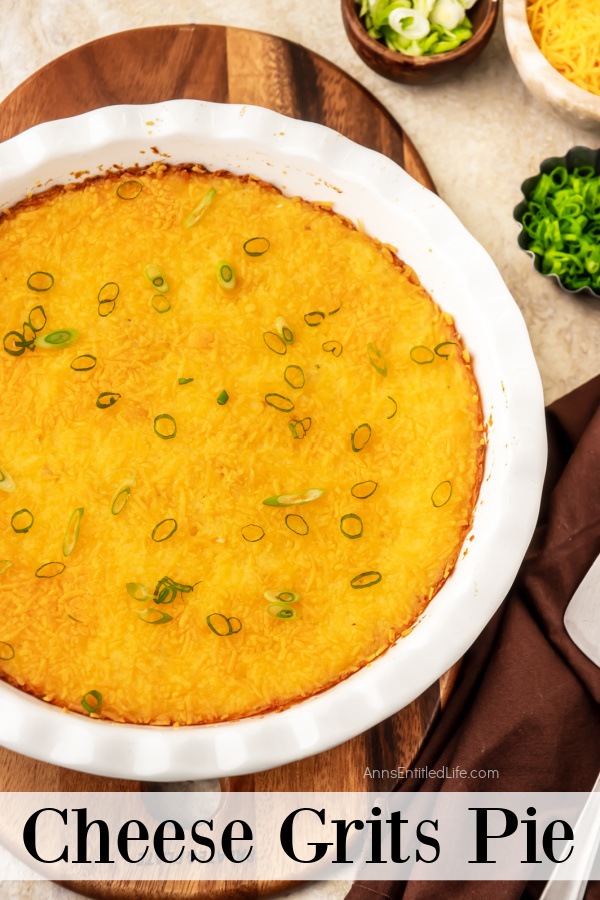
xmin=0 ymin=163 xmax=484 ymax=726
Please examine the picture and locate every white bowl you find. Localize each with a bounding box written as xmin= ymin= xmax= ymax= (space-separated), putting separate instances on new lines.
xmin=0 ymin=101 xmax=547 ymax=781
xmin=504 ymin=0 xmax=600 ymax=131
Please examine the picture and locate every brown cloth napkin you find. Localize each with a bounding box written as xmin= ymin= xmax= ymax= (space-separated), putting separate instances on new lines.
xmin=348 ymin=374 xmax=600 ymax=900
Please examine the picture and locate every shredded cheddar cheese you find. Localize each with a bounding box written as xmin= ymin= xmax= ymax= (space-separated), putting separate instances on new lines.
xmin=0 ymin=165 xmax=484 ymax=725
xmin=527 ymin=0 xmax=600 ymax=96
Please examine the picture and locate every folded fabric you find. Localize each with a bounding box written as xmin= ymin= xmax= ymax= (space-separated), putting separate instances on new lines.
xmin=349 ymin=374 xmax=600 ymax=900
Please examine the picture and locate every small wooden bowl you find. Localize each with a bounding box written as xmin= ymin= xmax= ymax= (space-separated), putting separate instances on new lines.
xmin=341 ymin=0 xmax=499 ymax=85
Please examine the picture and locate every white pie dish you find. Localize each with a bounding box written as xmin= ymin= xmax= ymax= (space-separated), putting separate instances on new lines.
xmin=0 ymin=100 xmax=546 ymax=781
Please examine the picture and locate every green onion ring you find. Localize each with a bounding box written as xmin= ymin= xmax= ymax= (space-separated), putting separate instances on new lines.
xmin=285 ymin=514 xmax=309 ymax=535
xmin=265 ymin=393 xmax=294 ymax=412
xmin=350 ymin=571 xmax=382 ymax=589
xmin=288 ymin=419 xmax=309 ymax=440
xmin=154 ymin=577 xmax=178 ymax=605
xmin=70 ymin=354 xmax=97 ymax=372
xmin=37 ymin=329 xmax=79 ymax=348
xmin=111 ymin=486 xmax=131 ymax=515
xmin=81 ymin=690 xmax=103 ymax=714
xmin=217 ymin=261 xmax=236 ymax=290
xmin=264 ymin=590 xmax=300 ymax=604
xmin=431 ymin=480 xmax=453 ymax=508
xmin=322 ymin=341 xmax=343 ymax=357
xmin=3 ymin=331 xmax=26 ymax=357
xmin=183 ymin=188 xmax=216 ymax=228
xmin=263 ymin=332 xmax=287 ymax=355
xmin=434 ymin=342 xmax=457 ymax=359
xmin=367 ymin=342 xmax=387 ymax=375
xmin=351 ymin=423 xmax=371 ymax=452
xmin=410 ymin=345 xmax=435 ymax=365
xmin=241 ymin=524 xmax=265 ymax=542
xmin=284 ymin=365 xmax=305 ymax=389
xmin=351 ymin=481 xmax=378 ymax=500
xmin=138 ymin=608 xmax=172 ymax=625
xmin=144 ymin=264 xmax=169 ymax=293
xmin=304 ymin=311 xmax=325 ymax=327
xmin=21 ymin=322 xmax=36 ymax=350
xmin=152 ymin=294 xmax=171 ymax=314
xmin=116 ymin=180 xmax=142 ymax=200
xmin=274 ymin=317 xmax=294 ymax=344
xmin=263 ymin=489 xmax=324 ymax=507
xmin=98 ymin=299 xmax=116 ymax=317
xmin=178 ymin=377 xmax=194 ymax=385
xmin=35 ymin=561 xmax=66 ymax=578
xmin=28 ymin=305 xmax=47 ymax=334
xmin=0 ymin=467 xmax=16 ymax=493
xmin=11 ymin=509 xmax=34 ymax=534
xmin=266 ymin=603 xmax=297 ymax=620
xmin=98 ymin=282 xmax=119 ymax=303
xmin=153 ymin=413 xmax=177 ymax=439
xmin=0 ymin=641 xmax=15 ymax=661
xmin=386 ymin=396 xmax=398 ymax=419
xmin=27 ymin=271 xmax=54 ymax=292
xmin=126 ymin=582 xmax=153 ymax=601
xmin=206 ymin=613 xmax=242 ymax=636
xmin=63 ymin=507 xmax=84 ymax=557
xmin=328 ymin=303 xmax=342 ymax=316
xmin=96 ymin=392 xmax=121 ymax=409
xmin=243 ymin=236 xmax=270 ymax=257
xmin=217 ymin=389 xmax=229 ymax=405
xmin=151 ymin=518 xmax=178 ymax=542
xmin=340 ymin=513 xmax=363 ymax=539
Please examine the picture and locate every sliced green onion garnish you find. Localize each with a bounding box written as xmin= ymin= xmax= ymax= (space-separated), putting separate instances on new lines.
xmin=152 ymin=294 xmax=171 ymax=314
xmin=37 ymin=329 xmax=79 ymax=348
xmin=263 ymin=488 xmax=324 ymax=507
xmin=243 ymin=237 xmax=270 ymax=256
xmin=126 ymin=582 xmax=153 ymax=601
xmin=367 ymin=342 xmax=387 ymax=375
xmin=27 ymin=305 xmax=47 ymax=333
xmin=98 ymin=299 xmax=116 ymax=317
xmin=0 ymin=561 xmax=13 ymax=576
xmin=98 ymin=282 xmax=119 ymax=303
xmin=275 ymin=317 xmax=294 ymax=344
xmin=154 ymin=413 xmax=177 ymax=439
xmin=431 ymin=480 xmax=453 ymax=507
xmin=0 ymin=467 xmax=16 ymax=493
xmin=434 ymin=342 xmax=457 ymax=359
xmin=3 ymin=331 xmax=26 ymax=357
xmin=304 ymin=311 xmax=325 ymax=327
xmin=322 ymin=341 xmax=343 ymax=357
xmin=138 ymin=608 xmax=173 ymax=625
xmin=340 ymin=513 xmax=363 ymax=539
xmin=144 ymin=265 xmax=169 ymax=293
xmin=284 ymin=365 xmax=305 ymax=389
xmin=351 ymin=423 xmax=372 ymax=452
xmin=265 ymin=393 xmax=294 ymax=412
xmin=386 ymin=396 xmax=398 ymax=419
xmin=63 ymin=507 xmax=84 ymax=557
xmin=11 ymin=509 xmax=33 ymax=534
xmin=116 ymin=180 xmax=142 ymax=200
xmin=35 ymin=561 xmax=66 ymax=578
xmin=288 ymin=418 xmax=311 ymax=440
xmin=264 ymin=590 xmax=300 ymax=604
xmin=183 ymin=188 xmax=216 ymax=227
xmin=241 ymin=524 xmax=265 ymax=542
xmin=0 ymin=641 xmax=15 ymax=660
xmin=151 ymin=518 xmax=178 ymax=542
xmin=266 ymin=603 xmax=297 ymax=620
xmin=67 ymin=614 xmax=84 ymax=623
xmin=206 ymin=613 xmax=242 ymax=636
xmin=154 ymin=577 xmax=178 ymax=605
xmin=70 ymin=354 xmax=97 ymax=372
xmin=351 ymin=481 xmax=378 ymax=500
xmin=81 ymin=690 xmax=102 ymax=714
xmin=96 ymin=392 xmax=121 ymax=409
xmin=350 ymin=571 xmax=382 ymax=589
xmin=20 ymin=323 xmax=36 ymax=351
xmin=328 ymin=303 xmax=342 ymax=316
xmin=178 ymin=377 xmax=194 ymax=385
xmin=27 ymin=271 xmax=54 ymax=292
xmin=285 ymin=514 xmax=309 ymax=536
xmin=217 ymin=389 xmax=229 ymax=405
xmin=410 ymin=345 xmax=435 ymax=365
xmin=217 ymin=261 xmax=236 ymax=290
xmin=263 ymin=332 xmax=287 ymax=355
xmin=111 ymin=486 xmax=131 ymax=515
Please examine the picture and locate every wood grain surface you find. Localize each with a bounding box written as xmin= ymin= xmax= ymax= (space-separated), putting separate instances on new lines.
xmin=0 ymin=24 xmax=456 ymax=899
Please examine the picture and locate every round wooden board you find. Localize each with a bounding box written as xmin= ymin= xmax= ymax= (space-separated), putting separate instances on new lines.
xmin=0 ymin=23 xmax=457 ymax=899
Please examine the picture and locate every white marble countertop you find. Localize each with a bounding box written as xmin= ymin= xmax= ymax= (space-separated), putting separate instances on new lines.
xmin=1 ymin=0 xmax=599 ymax=897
